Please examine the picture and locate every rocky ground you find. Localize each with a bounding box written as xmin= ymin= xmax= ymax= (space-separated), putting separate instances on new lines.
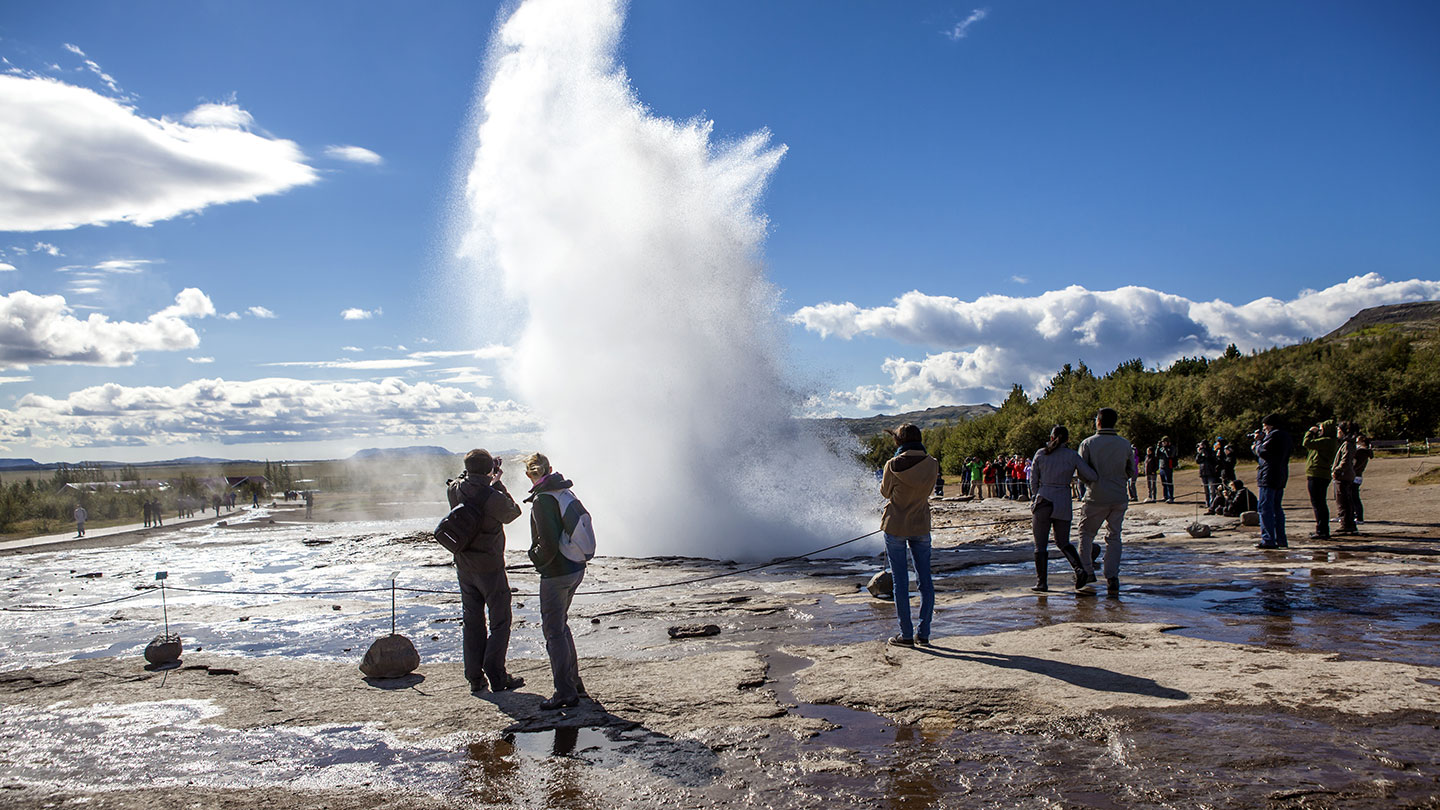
xmin=1 ymin=456 xmax=1437 ymax=808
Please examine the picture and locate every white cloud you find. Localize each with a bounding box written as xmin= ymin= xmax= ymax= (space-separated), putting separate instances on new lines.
xmin=1011 ymin=275 xmax=1029 ymax=284
xmin=0 ymin=376 xmax=32 ymax=385
xmin=33 ymin=242 xmax=61 ymax=256
xmin=262 ymin=358 xmax=431 ymax=371
xmin=62 ymin=44 xmax=86 ymax=57
xmin=0 ymin=74 xmax=318 ymax=231
xmin=793 ymin=273 xmax=1440 ymax=406
xmin=324 ymin=145 xmax=384 ymax=165
xmin=187 ymin=356 xmax=215 ymax=364
xmin=182 ymin=102 xmax=255 ymax=129
xmin=248 ymin=306 xmax=277 ymax=319
xmin=0 ymin=287 xmax=215 ymax=370
xmin=219 ymin=312 xmax=241 ymax=320
xmin=341 ymin=307 xmax=382 ymax=320
xmin=432 ymin=367 xmax=494 ymax=387
xmin=0 ymin=262 xmax=14 ymax=272
xmin=0 ymin=377 xmax=539 ymax=449
xmin=945 ymin=8 xmax=989 ymax=41
xmin=85 ymin=258 xmax=153 ymax=274
xmin=341 ymin=345 xmax=363 ymax=353
xmin=408 ymin=344 xmax=514 ymax=361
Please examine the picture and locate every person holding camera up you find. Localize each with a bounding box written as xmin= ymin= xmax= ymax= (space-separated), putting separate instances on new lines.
xmin=1252 ymin=415 xmax=1293 ymax=549
xmin=1301 ymin=420 xmax=1339 ymax=539
xmin=446 ymin=449 xmax=525 ymax=696
xmin=1332 ymin=421 xmax=1361 ymax=535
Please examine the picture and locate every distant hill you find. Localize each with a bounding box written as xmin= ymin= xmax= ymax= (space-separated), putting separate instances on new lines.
xmin=1324 ymin=300 xmax=1440 ymax=340
xmin=812 ymin=404 xmax=998 ymax=438
xmin=349 ymin=446 xmax=457 ymax=461
xmin=0 ymin=458 xmax=41 ymax=470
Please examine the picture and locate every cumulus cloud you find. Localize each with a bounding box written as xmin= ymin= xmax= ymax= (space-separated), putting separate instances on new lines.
xmin=793 ymin=273 xmax=1440 ymax=407
xmin=248 ymin=306 xmax=277 ymax=319
xmin=0 ymin=263 xmax=14 ymax=272
xmin=341 ymin=307 xmax=381 ymax=320
xmin=34 ymin=242 xmax=61 ymax=257
xmin=324 ymin=145 xmax=383 ymax=165
xmin=0 ymin=287 xmax=215 ymax=370
xmin=219 ymin=312 xmax=241 ymax=320
xmin=945 ymin=8 xmax=989 ymax=41
xmin=0 ymin=377 xmax=539 ymax=449
xmin=0 ymin=74 xmax=318 ymax=231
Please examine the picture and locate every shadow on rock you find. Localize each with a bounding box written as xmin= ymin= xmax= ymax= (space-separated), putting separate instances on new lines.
xmin=476 ymin=692 xmax=723 ymax=789
xmin=363 ymin=673 xmax=426 ymax=690
xmin=920 ymin=643 xmax=1190 ymax=700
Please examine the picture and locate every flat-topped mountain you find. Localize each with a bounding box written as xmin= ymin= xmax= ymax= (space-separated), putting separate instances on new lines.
xmin=812 ymin=404 xmax=998 ymax=438
xmin=1323 ymin=300 xmax=1440 ymax=340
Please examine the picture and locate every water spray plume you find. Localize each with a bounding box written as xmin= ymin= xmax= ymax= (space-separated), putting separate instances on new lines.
xmin=460 ymin=0 xmax=873 ymax=560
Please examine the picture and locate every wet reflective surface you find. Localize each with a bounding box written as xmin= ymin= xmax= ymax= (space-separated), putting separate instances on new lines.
xmin=2 ymin=504 xmax=1438 ymax=807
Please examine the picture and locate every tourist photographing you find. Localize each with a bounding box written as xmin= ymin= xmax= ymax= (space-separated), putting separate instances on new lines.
xmin=1302 ymin=420 xmax=1339 ymax=539
xmin=1252 ymin=415 xmax=1293 ymax=550
xmin=880 ymin=423 xmax=939 ymax=647
xmin=1027 ymin=425 xmax=1097 ymax=592
xmin=523 ymin=452 xmax=590 ymax=710
xmin=446 ymin=449 xmax=525 ymax=696
xmin=1077 ymin=407 xmax=1138 ymax=595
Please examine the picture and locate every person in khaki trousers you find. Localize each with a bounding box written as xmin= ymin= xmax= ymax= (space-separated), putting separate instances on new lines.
xmin=880 ymin=423 xmax=940 ymax=647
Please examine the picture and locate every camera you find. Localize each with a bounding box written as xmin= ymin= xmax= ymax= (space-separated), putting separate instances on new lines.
xmin=1245 ymin=431 xmax=1260 ymax=441
xmin=492 ymin=457 xmax=503 ymax=474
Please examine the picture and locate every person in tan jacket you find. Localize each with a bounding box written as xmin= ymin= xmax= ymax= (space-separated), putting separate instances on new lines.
xmin=880 ymin=423 xmax=940 ymax=647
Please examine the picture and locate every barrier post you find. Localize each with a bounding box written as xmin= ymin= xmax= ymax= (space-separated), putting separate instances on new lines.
xmin=156 ymin=571 xmax=170 ymax=637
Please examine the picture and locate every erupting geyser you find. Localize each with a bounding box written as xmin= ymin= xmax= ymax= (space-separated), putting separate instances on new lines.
xmin=460 ymin=0 xmax=873 ymax=559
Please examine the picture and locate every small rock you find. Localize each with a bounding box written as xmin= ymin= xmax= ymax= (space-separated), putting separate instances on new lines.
xmin=359 ymin=634 xmax=420 ymax=679
xmin=238 ymin=616 xmax=250 ymax=622
xmin=144 ymin=634 xmax=182 ymax=666
xmin=1186 ymin=523 xmax=1213 ymax=538
xmin=332 ymin=605 xmax=341 ymax=611
xmin=591 ymin=618 xmax=601 ymax=624
xmin=74 ymin=572 xmax=103 ymax=579
xmin=866 ymin=570 xmax=894 ymax=600
xmin=1241 ymin=510 xmax=1260 ymax=527
xmin=668 ymin=624 xmax=721 ymax=639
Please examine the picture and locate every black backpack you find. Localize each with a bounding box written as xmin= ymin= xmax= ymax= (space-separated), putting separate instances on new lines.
xmin=434 ymin=500 xmax=484 ymax=553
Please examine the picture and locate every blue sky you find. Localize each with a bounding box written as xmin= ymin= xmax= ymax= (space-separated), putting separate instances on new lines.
xmin=1 ymin=0 xmax=1438 ymax=463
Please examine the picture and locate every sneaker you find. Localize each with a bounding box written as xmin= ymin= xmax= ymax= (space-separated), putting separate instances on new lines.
xmin=1255 ymin=542 xmax=1280 ymax=549
xmin=887 ymin=635 xmax=915 ymax=647
xmin=1076 ymin=582 xmax=1097 ymax=595
xmin=915 ymin=637 xmax=930 ymax=647
xmin=539 ymin=695 xmax=580 ymax=711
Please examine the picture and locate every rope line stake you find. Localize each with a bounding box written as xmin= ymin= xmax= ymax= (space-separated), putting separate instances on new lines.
xmin=156 ymin=571 xmax=169 ymax=637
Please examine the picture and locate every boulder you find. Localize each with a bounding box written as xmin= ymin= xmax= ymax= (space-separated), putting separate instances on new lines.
xmin=144 ymin=634 xmax=182 ymax=666
xmin=1241 ymin=510 xmax=1260 ymax=527
xmin=866 ymin=570 xmax=894 ymax=600
xmin=667 ymin=624 xmax=721 ymax=639
xmin=359 ymin=634 xmax=420 ymax=679
xmin=1186 ymin=523 xmax=1213 ymax=538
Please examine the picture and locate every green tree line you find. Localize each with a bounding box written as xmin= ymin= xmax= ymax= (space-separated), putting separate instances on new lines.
xmin=860 ymin=326 xmax=1440 ymax=475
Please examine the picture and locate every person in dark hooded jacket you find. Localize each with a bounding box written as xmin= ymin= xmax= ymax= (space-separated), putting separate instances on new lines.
xmin=446 ymin=449 xmax=524 ymax=695
xmin=1252 ymin=415 xmax=1293 ymax=549
xmin=881 ymin=423 xmax=940 ymax=647
xmin=523 ymin=452 xmax=587 ymax=710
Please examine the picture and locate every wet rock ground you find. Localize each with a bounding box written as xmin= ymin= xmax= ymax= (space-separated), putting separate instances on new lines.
xmin=1 ymin=457 xmax=1438 ymax=808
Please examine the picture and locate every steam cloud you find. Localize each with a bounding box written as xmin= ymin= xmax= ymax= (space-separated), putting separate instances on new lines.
xmin=460 ymin=0 xmax=873 ymax=559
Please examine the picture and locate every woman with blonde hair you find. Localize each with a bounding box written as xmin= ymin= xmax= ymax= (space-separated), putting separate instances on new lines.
xmin=523 ymin=452 xmax=589 ymax=710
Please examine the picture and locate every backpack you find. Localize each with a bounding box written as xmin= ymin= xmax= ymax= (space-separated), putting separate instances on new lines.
xmin=538 ymin=489 xmax=596 ymax=562
xmin=434 ymin=500 xmax=484 ymax=553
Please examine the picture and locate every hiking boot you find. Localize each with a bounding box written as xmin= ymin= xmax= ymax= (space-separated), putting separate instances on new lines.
xmin=1255 ymin=542 xmax=1280 ymax=549
xmin=539 ymin=695 xmax=580 ymax=711
xmin=915 ymin=637 xmax=930 ymax=647
xmin=469 ymin=680 xmax=488 ymax=696
xmin=1106 ymin=577 xmax=1120 ymax=595
xmin=492 ymin=675 xmax=525 ymax=692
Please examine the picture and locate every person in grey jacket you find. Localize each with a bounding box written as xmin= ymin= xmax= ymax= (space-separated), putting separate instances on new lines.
xmin=1077 ymin=408 xmax=1138 ymax=595
xmin=446 ymin=449 xmax=525 ymax=696
xmin=1028 ymin=425 xmax=1097 ymax=592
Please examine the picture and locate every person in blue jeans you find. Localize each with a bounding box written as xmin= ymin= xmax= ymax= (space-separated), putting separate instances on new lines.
xmin=880 ymin=423 xmax=940 ymax=647
xmin=1252 ymin=414 xmax=1293 ymax=549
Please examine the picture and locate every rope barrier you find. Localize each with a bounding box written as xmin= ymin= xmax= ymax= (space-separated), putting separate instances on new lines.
xmin=0 ymin=511 xmax=1044 ymax=611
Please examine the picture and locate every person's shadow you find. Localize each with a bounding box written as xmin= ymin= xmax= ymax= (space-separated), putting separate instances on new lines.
xmin=473 ymin=690 xmax=723 ymax=789
xmin=916 ymin=642 xmax=1190 ymax=700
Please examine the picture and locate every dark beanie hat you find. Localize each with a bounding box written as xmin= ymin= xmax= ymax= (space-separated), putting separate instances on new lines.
xmin=464 ymin=449 xmax=494 ymax=474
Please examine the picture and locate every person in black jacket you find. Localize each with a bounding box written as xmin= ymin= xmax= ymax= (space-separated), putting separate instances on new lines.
xmin=1251 ymin=415 xmax=1293 ymax=549
xmin=524 ymin=452 xmax=588 ymax=710
xmin=446 ymin=449 xmax=525 ymax=695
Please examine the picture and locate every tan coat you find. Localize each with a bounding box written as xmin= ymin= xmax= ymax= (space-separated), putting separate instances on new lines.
xmin=881 ymin=450 xmax=939 ymax=536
